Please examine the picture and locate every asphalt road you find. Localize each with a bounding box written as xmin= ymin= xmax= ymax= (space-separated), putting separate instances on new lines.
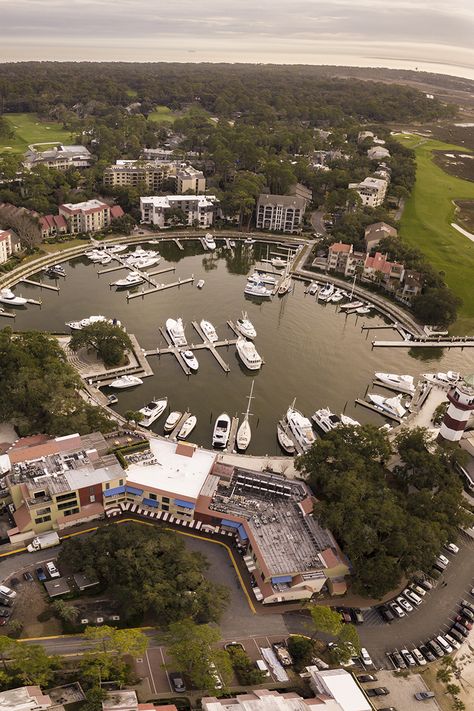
xmin=2 ymin=529 xmax=474 ymax=669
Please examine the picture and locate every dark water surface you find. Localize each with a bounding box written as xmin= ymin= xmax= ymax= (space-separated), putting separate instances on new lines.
xmin=10 ymin=241 xmax=474 ymax=455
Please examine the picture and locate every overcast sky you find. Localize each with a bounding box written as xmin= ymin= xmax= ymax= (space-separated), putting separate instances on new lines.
xmin=1 ymin=0 xmax=473 ymax=79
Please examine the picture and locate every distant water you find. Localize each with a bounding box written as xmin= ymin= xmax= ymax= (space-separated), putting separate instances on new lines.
xmin=10 ymin=241 xmax=474 ymax=455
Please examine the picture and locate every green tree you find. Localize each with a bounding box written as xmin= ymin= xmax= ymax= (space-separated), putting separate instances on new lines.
xmin=9 ymin=644 xmax=59 ymax=686
xmin=287 ymin=635 xmax=314 ymax=672
xmin=166 ymin=619 xmax=232 ymax=692
xmin=124 ymin=410 xmax=144 ymax=424
xmin=446 ymin=683 xmax=461 ymax=697
xmin=309 ymin=606 xmax=343 ymax=637
xmin=334 ymin=624 xmax=361 ymax=664
xmin=412 ymin=287 xmax=462 ymax=327
xmin=0 ymin=636 xmax=15 ymax=672
xmin=52 ymin=600 xmax=80 ymax=623
xmin=84 ymin=625 xmax=148 ymax=657
xmin=227 ymin=647 xmax=266 ymax=685
xmin=69 ymin=322 xmax=132 ymax=367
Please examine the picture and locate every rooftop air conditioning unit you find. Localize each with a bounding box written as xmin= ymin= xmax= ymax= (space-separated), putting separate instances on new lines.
xmin=96 ymin=617 xmax=104 ymax=624
xmin=81 ymin=618 xmax=89 ymax=625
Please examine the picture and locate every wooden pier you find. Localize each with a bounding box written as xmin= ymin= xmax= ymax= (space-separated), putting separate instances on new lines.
xmin=126 ymin=277 xmax=194 ymax=301
xmin=354 ymin=398 xmax=403 ymax=423
xmin=373 ymin=339 xmax=474 ymax=349
xmin=147 ymin=266 xmax=175 ymax=277
xmin=98 ymin=264 xmax=125 ymax=275
xmin=169 ymin=411 xmax=191 ymax=440
xmin=0 ymin=309 xmax=15 ymax=319
xmin=20 ymin=278 xmax=59 ymax=292
xmin=199 ymin=237 xmax=209 ymax=250
xmin=226 ymin=416 xmax=240 ymax=452
xmin=191 ymin=321 xmax=232 ymax=373
xmin=154 ymin=328 xmax=191 ymax=375
xmin=174 ymin=239 xmax=184 ymax=251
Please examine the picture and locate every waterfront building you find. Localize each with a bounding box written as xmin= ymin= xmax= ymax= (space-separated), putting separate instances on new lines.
xmin=256 ymin=194 xmax=306 ymax=233
xmin=140 ymin=194 xmax=217 ymax=228
xmin=39 ymin=214 xmax=68 ymax=240
xmin=0 ymin=228 xmax=21 ymax=263
xmin=59 ymin=200 xmax=124 ymax=233
xmin=438 ymin=374 xmax=474 ymax=443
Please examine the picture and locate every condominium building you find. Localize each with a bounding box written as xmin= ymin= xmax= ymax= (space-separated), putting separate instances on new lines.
xmin=364 ymin=221 xmax=398 ymax=251
xmin=140 ymin=195 xmax=217 ymax=228
xmin=0 ymin=686 xmax=57 ymax=711
xmin=367 ymin=145 xmax=391 ymax=161
xmin=256 ymin=194 xmax=306 ymax=233
xmin=58 ymin=200 xmax=124 ymax=233
xmin=104 ymin=161 xmax=205 ymax=194
xmin=175 ymin=165 xmax=206 ymax=194
xmin=0 ymin=228 xmax=21 ymax=263
xmin=349 ymin=176 xmax=388 ymax=207
xmin=39 ymin=214 xmax=68 ymax=240
xmin=23 ymin=145 xmax=93 ymax=171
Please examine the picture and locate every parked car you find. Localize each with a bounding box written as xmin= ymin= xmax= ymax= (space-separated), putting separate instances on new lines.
xmin=22 ymin=571 xmax=33 ymax=582
xmin=415 ymin=691 xmax=435 ymax=701
xmin=411 ymin=648 xmax=427 ymax=666
xmin=255 ymin=659 xmax=270 ymax=677
xmin=388 ymin=651 xmax=406 ymax=669
xmin=0 ymin=585 xmax=16 ymax=600
xmin=350 ymin=608 xmax=364 ymax=624
xmin=461 ymin=599 xmax=474 ymax=614
xmin=35 ymin=567 xmax=47 ymax=582
xmin=169 ymin=672 xmax=186 ymax=693
xmin=419 ymin=644 xmax=436 ymax=663
xmin=410 ymin=584 xmax=427 ymax=597
xmin=209 ymin=662 xmax=223 ymax=690
xmin=449 ymin=627 xmax=465 ymax=644
xmin=455 ymin=615 xmax=473 ymax=630
xmin=403 ymin=589 xmax=422 ymax=606
xmin=459 ymin=606 xmax=474 ymax=622
xmin=444 ymin=542 xmax=459 ymax=554
xmin=430 ymin=566 xmax=442 ymax=578
xmin=400 ymin=649 xmax=416 ymax=667
xmin=378 ymin=605 xmax=395 ymax=623
xmin=0 ymin=609 xmax=11 ymax=619
xmin=389 ymin=602 xmax=405 ymax=619
xmin=432 ymin=560 xmax=446 ymax=573
xmin=438 ymin=553 xmax=450 ymax=566
xmin=0 ymin=598 xmax=13 ymax=608
xmin=396 ymin=596 xmax=413 ymax=613
xmin=46 ymin=561 xmax=60 ymax=579
xmin=436 ymin=636 xmax=453 ymax=654
xmin=336 ymin=607 xmax=352 ymax=624
xmin=427 ymin=639 xmax=444 ymax=658
xmin=360 ymin=648 xmax=373 ymax=667
xmin=445 ymin=633 xmax=461 ymax=650
xmin=415 ymin=577 xmax=434 ymax=591
xmin=452 ymin=622 xmax=469 ymax=638
xmin=357 ymin=674 xmax=378 ymax=683
xmin=366 ymin=687 xmax=389 ymax=697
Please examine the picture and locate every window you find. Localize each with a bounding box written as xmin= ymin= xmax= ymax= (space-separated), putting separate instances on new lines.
xmin=34 ymin=515 xmax=51 ymax=524
xmin=162 ymin=496 xmax=170 ymax=503
xmin=63 ymin=508 xmax=79 ymax=517
xmin=161 ymin=503 xmax=169 ymax=511
xmin=89 ymin=495 xmax=96 ymax=503
xmin=57 ymin=500 xmax=79 ymax=511
xmin=33 ymin=490 xmax=46 ymax=499
xmin=119 ymin=479 xmax=124 ymax=486
xmin=36 ymin=507 xmax=51 ymax=516
xmin=105 ymin=483 xmax=110 ymax=490
xmin=148 ymin=493 xmax=157 ymax=501
xmin=55 ymin=491 xmax=77 ymax=503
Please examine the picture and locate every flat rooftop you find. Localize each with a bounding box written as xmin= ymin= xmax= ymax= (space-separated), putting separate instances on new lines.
xmin=126 ymin=438 xmax=216 ymax=501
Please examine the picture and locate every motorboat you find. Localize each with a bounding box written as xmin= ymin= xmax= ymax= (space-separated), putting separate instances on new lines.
xmin=271 ymin=257 xmax=287 ymax=269
xmin=107 ymin=394 xmax=118 ymax=405
xmin=100 ymin=254 xmax=112 ymax=265
xmin=177 ymin=415 xmax=197 ymax=440
xmin=367 ymin=393 xmax=407 ymax=419
xmin=107 ymin=244 xmax=128 ymax=253
xmin=166 ymin=318 xmax=187 ymax=347
xmin=197 ymin=279 xmax=205 ymax=289
xmin=138 ymin=397 xmax=168 ymax=428
xmin=0 ymin=288 xmax=27 ymax=306
xmin=318 ymin=283 xmax=335 ymax=302
xmin=328 ymin=290 xmax=344 ymax=303
xmin=112 ymin=272 xmax=144 ymax=288
xmin=212 ymin=413 xmax=231 ymax=448
xmin=66 ymin=314 xmax=108 ymax=330
xmin=236 ymin=381 xmax=255 ymax=452
xmin=339 ymin=300 xmax=363 ymax=310
xmin=236 ymin=338 xmax=262 ymax=370
xmin=286 ymin=404 xmax=316 ymax=452
xmin=204 ymin=233 xmax=216 ymax=250
xmin=422 ymin=372 xmax=460 ymax=386
xmin=235 ymin=312 xmax=257 ymax=339
xmin=278 ymin=275 xmax=292 ymax=296
xmin=244 ymin=237 xmax=255 ymax=245
xmin=85 ymin=249 xmax=105 ymax=262
xmin=356 ymin=306 xmax=371 ymax=315
xmin=164 ymin=411 xmax=182 ymax=433
xmin=312 ymin=408 xmax=341 ymax=434
xmin=340 ymin=414 xmax=360 ymax=427
xmin=181 ymin=350 xmax=199 ymax=371
xmin=109 ymin=374 xmax=143 ymax=389
xmin=200 ymin=319 xmax=218 ymax=342
xmin=244 ymin=282 xmax=272 ymax=298
xmin=43 ymin=264 xmax=66 ymax=277
xmin=307 ymin=282 xmax=319 ymax=296
xmin=248 ymin=272 xmax=276 ymax=287
xmin=229 ymin=240 xmax=236 ymax=248
xmin=134 ymin=255 xmax=161 ymax=269
xmin=375 ymin=373 xmax=415 ymax=394
xmin=277 ymin=422 xmax=296 ymax=455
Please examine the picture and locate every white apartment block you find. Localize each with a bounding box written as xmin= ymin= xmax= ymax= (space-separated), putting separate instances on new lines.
xmin=256 ymin=194 xmax=306 ymax=233
xmin=349 ymin=176 xmax=388 ymax=207
xmin=23 ymin=145 xmax=93 ymax=171
xmin=175 ymin=165 xmax=206 ymax=194
xmin=0 ymin=228 xmax=21 ymax=264
xmin=140 ymin=195 xmax=217 ymax=228
xmin=59 ymin=200 xmax=123 ymax=234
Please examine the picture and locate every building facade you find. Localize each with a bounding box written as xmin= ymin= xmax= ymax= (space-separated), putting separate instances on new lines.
xmin=0 ymin=228 xmax=21 ymax=263
xmin=256 ymin=194 xmax=306 ymax=233
xmin=349 ymin=176 xmax=388 ymax=207
xmin=439 ymin=375 xmax=474 ymax=443
xmin=104 ymin=161 xmax=205 ymax=195
xmin=59 ymin=200 xmax=123 ymax=233
xmin=364 ymin=221 xmax=398 ymax=251
xmin=140 ymin=195 xmax=217 ymax=228
xmin=39 ymin=214 xmax=68 ymax=240
xmin=23 ymin=145 xmax=93 ymax=171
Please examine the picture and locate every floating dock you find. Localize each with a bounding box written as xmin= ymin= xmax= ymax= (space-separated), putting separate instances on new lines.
xmin=126 ymin=277 xmax=194 ymax=301
xmin=0 ymin=309 xmax=15 ymax=319
xmin=226 ymin=416 xmax=240 ymax=452
xmin=373 ymin=339 xmax=474 ymax=349
xmin=169 ymin=411 xmax=191 ymax=440
xmin=278 ymin=418 xmax=304 ymax=456
xmin=20 ymin=278 xmax=59 ymax=292
xmin=354 ymin=398 xmax=403 ymax=423
xmin=174 ymin=239 xmax=184 ymax=251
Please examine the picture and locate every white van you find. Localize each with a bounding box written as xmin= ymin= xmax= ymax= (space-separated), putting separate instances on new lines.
xmin=436 ymin=635 xmax=453 ymax=654
xmin=0 ymin=585 xmax=17 ymax=600
xmin=46 ymin=561 xmax=60 ymax=579
xmin=256 ymin=659 xmax=270 ymax=677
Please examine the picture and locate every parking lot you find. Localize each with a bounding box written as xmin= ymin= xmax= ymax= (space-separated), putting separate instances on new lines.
xmin=362 ymin=670 xmax=442 ymax=710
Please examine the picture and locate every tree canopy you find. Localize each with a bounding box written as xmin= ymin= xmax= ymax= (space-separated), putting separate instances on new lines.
xmin=69 ymin=321 xmax=132 ymax=367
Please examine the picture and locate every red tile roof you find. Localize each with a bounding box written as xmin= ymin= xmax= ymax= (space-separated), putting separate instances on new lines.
xmin=110 ymin=205 xmax=124 ymax=219
xmin=8 ymin=434 xmax=82 ymax=464
xmin=329 ymin=241 xmax=351 ymax=253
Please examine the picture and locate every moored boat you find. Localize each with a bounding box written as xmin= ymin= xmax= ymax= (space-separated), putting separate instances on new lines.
xmin=138 ymin=397 xmax=168 ymax=427
xmin=181 ymin=350 xmax=199 ymax=371
xmin=177 ymin=415 xmax=197 ymax=440
xmin=204 ymin=233 xmax=216 ymax=250
xmin=107 ymin=244 xmax=128 ymax=253
xmin=196 ymin=279 xmax=205 ymax=289
xmin=244 ymin=237 xmax=255 ymax=245
xmin=286 ymin=404 xmax=316 ymax=452
xmin=307 ymin=282 xmax=319 ymax=295
xmin=277 ymin=422 xmax=296 ymax=455
xmin=43 ymin=264 xmax=66 ymax=278
xmin=0 ymin=288 xmax=27 ymax=306
xmin=248 ymin=272 xmax=276 ymax=287
xmin=340 ymin=414 xmax=360 ymax=427
xmin=235 ymin=312 xmax=257 ymax=339
xmin=107 ymin=394 xmax=118 ymax=405
xmin=271 ymin=257 xmax=287 ymax=269
xmin=236 ymin=381 xmax=255 ymax=452
xmin=212 ymin=413 xmax=231 ymax=448
xmin=134 ymin=255 xmax=161 ymax=269
xmin=312 ymin=408 xmax=341 ymax=434
xmin=278 ymin=275 xmax=292 ymax=296
xmin=164 ymin=411 xmax=182 ymax=433
xmin=339 ymin=300 xmax=363 ymax=310
xmin=244 ymin=282 xmax=272 ymax=298
xmin=109 ymin=374 xmax=143 ymax=389
xmin=112 ymin=272 xmax=144 ymax=288
xmin=318 ymin=283 xmax=335 ymax=302
xmin=374 ymin=373 xmax=415 ymax=393
xmin=66 ymin=314 xmax=108 ymax=330
xmin=367 ymin=393 xmax=407 ymax=418
xmin=355 ymin=306 xmax=371 ymax=315
xmin=236 ymin=338 xmax=262 ymax=370
xmin=200 ymin=319 xmax=218 ymax=342
xmin=422 ymin=371 xmax=460 ymax=386
xmin=166 ymin=318 xmax=187 ymax=347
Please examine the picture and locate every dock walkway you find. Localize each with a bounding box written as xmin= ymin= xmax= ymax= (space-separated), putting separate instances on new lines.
xmin=373 ymin=338 xmax=474 ymax=349
xmin=169 ymin=411 xmax=191 ymax=440
xmin=226 ymin=416 xmax=240 ymax=452
xmin=20 ymin=278 xmax=59 ymax=292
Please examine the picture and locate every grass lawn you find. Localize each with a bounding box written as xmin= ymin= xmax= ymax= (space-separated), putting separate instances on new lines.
xmin=0 ymin=113 xmax=73 ymax=154
xmin=147 ymin=105 xmax=179 ymax=124
xmin=394 ymin=134 xmax=474 ymax=335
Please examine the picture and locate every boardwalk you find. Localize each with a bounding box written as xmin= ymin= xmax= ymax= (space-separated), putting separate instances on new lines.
xmin=169 ymin=411 xmax=191 ymax=440
xmin=20 ymin=278 xmax=60 ymax=292
xmin=126 ymin=277 xmax=194 ymax=301
xmin=226 ymin=416 xmax=240 ymax=452
xmin=373 ymin=338 xmax=474 ymax=349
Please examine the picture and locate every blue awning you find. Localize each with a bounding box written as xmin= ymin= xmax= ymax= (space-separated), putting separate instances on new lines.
xmin=104 ymin=485 xmax=126 ymax=498
xmin=271 ymin=575 xmax=293 ymax=584
xmin=174 ymin=499 xmax=195 ymax=510
xmin=237 ymin=525 xmax=248 ymax=540
xmin=125 ymin=485 xmax=144 ymax=496
xmin=221 ymin=519 xmax=240 ymax=528
xmin=143 ymin=498 xmax=159 ymax=508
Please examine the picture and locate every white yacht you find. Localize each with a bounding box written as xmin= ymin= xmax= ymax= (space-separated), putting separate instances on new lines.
xmin=318 ymin=283 xmax=335 ymax=302
xmin=286 ymin=405 xmax=316 ymax=452
xmin=340 ymin=414 xmax=360 ymax=427
xmin=235 ymin=312 xmax=257 ymax=339
xmin=107 ymin=244 xmax=128 ymax=253
xmin=204 ymin=233 xmax=216 ymax=250
xmin=138 ymin=397 xmax=168 ymax=428
xmin=43 ymin=264 xmax=66 ymax=277
xmin=367 ymin=393 xmax=407 ymax=419
xmin=307 ymin=282 xmax=319 ymax=296
xmin=229 ymin=240 xmax=236 ymax=248
xmin=339 ymin=300 xmax=363 ymax=310
xmin=85 ymin=250 xmax=105 ymax=262
xmin=375 ymin=373 xmax=415 ymax=394
xmin=177 ymin=415 xmax=197 ymax=440
xmin=236 ymin=338 xmax=262 ymax=370
xmin=244 ymin=282 xmax=272 ymax=298
xmin=66 ymin=314 xmax=108 ymax=330
xmin=248 ymin=272 xmax=276 ymax=287
xmin=109 ymin=374 xmax=143 ymax=389
xmin=278 ymin=275 xmax=292 ymax=296
xmin=166 ymin=318 xmax=187 ymax=347
xmin=277 ymin=422 xmax=296 ymax=455
xmin=113 ymin=272 xmax=144 ymax=288
xmin=107 ymin=394 xmax=118 ymax=405
xmin=356 ymin=306 xmax=371 ymax=315
xmin=271 ymin=257 xmax=287 ymax=269
xmin=236 ymin=381 xmax=255 ymax=452
xmin=164 ymin=411 xmax=182 ymax=433
xmin=197 ymin=279 xmax=205 ymax=289
xmin=312 ymin=408 xmax=341 ymax=434
xmin=100 ymin=254 xmax=112 ymax=265
xmin=134 ymin=255 xmax=161 ymax=269
xmin=181 ymin=350 xmax=199 ymax=371
xmin=329 ymin=290 xmax=344 ymax=303
xmin=212 ymin=413 xmax=231 ymax=448
xmin=200 ymin=320 xmax=218 ymax=342
xmin=0 ymin=289 xmax=27 ymax=306
xmin=422 ymin=371 xmax=460 ymax=386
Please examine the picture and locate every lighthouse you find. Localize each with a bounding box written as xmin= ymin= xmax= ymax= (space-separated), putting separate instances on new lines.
xmin=438 ymin=374 xmax=474 ymax=443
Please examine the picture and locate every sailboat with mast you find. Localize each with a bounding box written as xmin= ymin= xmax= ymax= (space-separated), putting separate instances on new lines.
xmin=236 ymin=381 xmax=255 ymax=452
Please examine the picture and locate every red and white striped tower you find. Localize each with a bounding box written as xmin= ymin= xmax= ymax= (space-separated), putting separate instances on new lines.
xmin=438 ymin=374 xmax=474 ymax=443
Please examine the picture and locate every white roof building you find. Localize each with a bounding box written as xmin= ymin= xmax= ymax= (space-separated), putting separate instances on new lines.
xmin=308 ymin=668 xmax=371 ymax=711
xmin=202 ymin=689 xmax=325 ymax=710
xmin=140 ymin=194 xmax=218 ymax=228
xmin=367 ymin=146 xmax=391 ymax=161
xmin=0 ymin=686 xmax=56 ymax=711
